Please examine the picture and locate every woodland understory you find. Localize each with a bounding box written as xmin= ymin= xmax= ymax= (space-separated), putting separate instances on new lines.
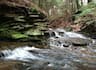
xmin=0 ymin=0 xmax=96 ymax=46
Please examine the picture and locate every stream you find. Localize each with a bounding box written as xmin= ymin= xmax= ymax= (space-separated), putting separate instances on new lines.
xmin=0 ymin=28 xmax=96 ymax=70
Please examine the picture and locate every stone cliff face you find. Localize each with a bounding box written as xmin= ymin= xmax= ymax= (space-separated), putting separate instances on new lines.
xmin=0 ymin=0 xmax=47 ymax=16
xmin=0 ymin=0 xmax=32 ymax=7
xmin=0 ymin=0 xmax=48 ymax=45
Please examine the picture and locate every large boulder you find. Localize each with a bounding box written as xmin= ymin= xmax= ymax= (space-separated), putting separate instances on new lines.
xmin=47 ymin=28 xmax=93 ymax=47
xmin=0 ymin=0 xmax=48 ymax=45
xmin=59 ymin=38 xmax=92 ymax=46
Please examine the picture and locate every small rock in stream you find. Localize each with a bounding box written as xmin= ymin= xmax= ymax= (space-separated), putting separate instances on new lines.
xmin=47 ymin=28 xmax=93 ymax=48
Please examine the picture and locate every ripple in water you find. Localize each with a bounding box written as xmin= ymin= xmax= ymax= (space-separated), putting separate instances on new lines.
xmin=0 ymin=47 xmax=44 ymax=61
xmin=0 ymin=45 xmax=96 ymax=70
xmin=0 ymin=28 xmax=96 ymax=70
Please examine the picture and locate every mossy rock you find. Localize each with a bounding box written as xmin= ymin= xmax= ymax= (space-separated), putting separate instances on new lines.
xmin=11 ymin=33 xmax=28 ymax=39
xmin=0 ymin=29 xmax=28 ymax=39
xmin=25 ymin=29 xmax=44 ymax=36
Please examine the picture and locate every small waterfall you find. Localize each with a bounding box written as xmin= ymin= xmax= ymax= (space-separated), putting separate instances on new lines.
xmin=0 ymin=46 xmax=44 ymax=61
xmin=0 ymin=50 xmax=12 ymax=58
xmin=0 ymin=28 xmax=95 ymax=70
xmin=47 ymin=28 xmax=93 ymax=48
xmin=0 ymin=39 xmax=95 ymax=70
xmin=48 ymin=28 xmax=87 ymax=39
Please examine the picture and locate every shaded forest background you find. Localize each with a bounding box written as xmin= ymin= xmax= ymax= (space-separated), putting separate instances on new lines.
xmin=32 ymin=0 xmax=96 ymax=17
xmin=0 ymin=0 xmax=96 ymax=44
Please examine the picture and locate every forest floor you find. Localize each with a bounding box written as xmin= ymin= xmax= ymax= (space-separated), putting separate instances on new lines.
xmin=48 ymin=2 xmax=96 ymax=39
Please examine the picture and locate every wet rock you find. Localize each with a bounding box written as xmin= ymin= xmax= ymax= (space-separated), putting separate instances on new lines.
xmin=48 ymin=37 xmax=92 ymax=48
xmin=0 ymin=46 xmax=96 ymax=70
xmin=0 ymin=61 xmax=21 ymax=70
xmin=47 ymin=28 xmax=93 ymax=48
xmin=0 ymin=52 xmax=5 ymax=57
xmin=64 ymin=38 xmax=92 ymax=46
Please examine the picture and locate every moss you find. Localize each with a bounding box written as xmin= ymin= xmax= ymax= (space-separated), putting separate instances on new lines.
xmin=11 ymin=33 xmax=28 ymax=39
xmin=0 ymin=2 xmax=47 ymax=42
xmin=25 ymin=29 xmax=43 ymax=36
xmin=0 ymin=29 xmax=28 ymax=39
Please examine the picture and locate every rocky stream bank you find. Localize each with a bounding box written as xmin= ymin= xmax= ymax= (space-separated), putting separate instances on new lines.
xmin=0 ymin=1 xmax=96 ymax=70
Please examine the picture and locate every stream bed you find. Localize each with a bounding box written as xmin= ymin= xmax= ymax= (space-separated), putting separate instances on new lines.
xmin=0 ymin=45 xmax=96 ymax=70
xmin=0 ymin=28 xmax=96 ymax=70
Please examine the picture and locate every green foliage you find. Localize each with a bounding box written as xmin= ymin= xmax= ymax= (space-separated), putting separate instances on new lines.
xmin=30 ymin=8 xmax=38 ymax=14
xmin=55 ymin=0 xmax=64 ymax=7
xmin=0 ymin=29 xmax=28 ymax=39
xmin=75 ymin=2 xmax=96 ymax=18
xmin=76 ymin=8 xmax=93 ymax=17
xmin=80 ymin=2 xmax=96 ymax=10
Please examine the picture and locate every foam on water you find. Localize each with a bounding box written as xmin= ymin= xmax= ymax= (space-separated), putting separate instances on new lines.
xmin=0 ymin=46 xmax=42 ymax=61
xmin=47 ymin=28 xmax=88 ymax=48
xmin=65 ymin=32 xmax=86 ymax=39
xmin=48 ymin=28 xmax=87 ymax=39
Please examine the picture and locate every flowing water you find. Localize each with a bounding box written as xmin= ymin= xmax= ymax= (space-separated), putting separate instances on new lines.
xmin=0 ymin=28 xmax=96 ymax=70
